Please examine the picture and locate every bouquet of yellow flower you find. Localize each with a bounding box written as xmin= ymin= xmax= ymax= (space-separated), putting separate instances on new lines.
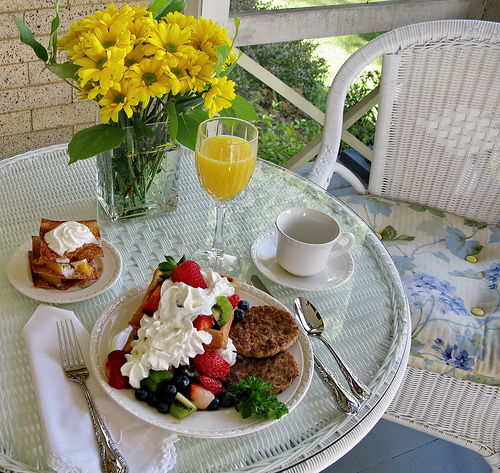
xmin=14 ymin=0 xmax=257 ymax=220
xmin=14 ymin=0 xmax=256 ymax=161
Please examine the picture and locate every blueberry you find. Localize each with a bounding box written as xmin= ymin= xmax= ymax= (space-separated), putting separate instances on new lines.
xmin=233 ymin=308 xmax=246 ymax=323
xmin=207 ymin=397 xmax=219 ymax=410
xmin=157 ymin=401 xmax=171 ymax=414
xmin=218 ymin=391 xmax=235 ymax=408
xmin=146 ymin=393 xmax=161 ymax=408
xmin=135 ymin=388 xmax=149 ymax=402
xmin=160 ymin=383 xmax=177 ymax=401
xmin=237 ymin=300 xmax=250 ymax=311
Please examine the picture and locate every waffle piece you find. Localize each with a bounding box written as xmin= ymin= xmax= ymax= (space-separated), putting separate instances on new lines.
xmin=30 ymin=236 xmax=98 ymax=280
xmin=38 ymin=219 xmax=103 ymax=263
xmin=122 ymin=270 xmax=238 ymax=353
xmin=222 ymin=351 xmax=299 ymax=394
xmin=28 ymin=250 xmax=81 ymax=290
xmin=229 ymin=305 xmax=299 ymax=358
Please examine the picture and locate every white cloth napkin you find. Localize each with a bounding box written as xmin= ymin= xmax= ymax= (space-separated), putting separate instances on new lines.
xmin=22 ymin=304 xmax=178 ymax=473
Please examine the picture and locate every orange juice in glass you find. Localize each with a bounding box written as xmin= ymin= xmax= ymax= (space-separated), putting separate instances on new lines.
xmin=193 ymin=118 xmax=259 ymax=274
xmin=196 ymin=135 xmax=257 ymax=202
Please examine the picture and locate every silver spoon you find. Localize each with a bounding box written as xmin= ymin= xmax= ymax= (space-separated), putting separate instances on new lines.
xmin=294 ymin=297 xmax=372 ymax=401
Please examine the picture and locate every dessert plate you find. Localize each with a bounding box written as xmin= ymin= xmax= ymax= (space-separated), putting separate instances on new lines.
xmin=251 ymin=229 xmax=354 ymax=292
xmin=89 ymin=282 xmax=314 ymax=438
xmin=7 ymin=239 xmax=122 ymax=303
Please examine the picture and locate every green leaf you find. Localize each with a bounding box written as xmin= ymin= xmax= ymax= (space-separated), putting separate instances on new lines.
xmin=132 ymin=119 xmax=154 ymax=139
xmin=13 ymin=15 xmax=48 ymax=62
xmin=219 ymin=95 xmax=259 ymax=121
xmin=48 ymin=5 xmax=60 ymax=63
xmin=174 ymin=95 xmax=204 ymax=115
xmin=177 ymin=111 xmax=207 ymax=150
xmin=149 ymin=0 xmax=186 ymax=19
xmin=165 ymin=100 xmax=178 ymax=142
xmin=68 ymin=124 xmax=125 ymax=163
xmin=215 ymin=44 xmax=231 ymax=76
xmin=46 ymin=62 xmax=80 ymax=80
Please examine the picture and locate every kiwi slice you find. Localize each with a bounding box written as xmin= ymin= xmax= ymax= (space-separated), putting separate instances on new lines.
xmin=170 ymin=392 xmax=197 ymax=419
xmin=211 ymin=296 xmax=233 ymax=326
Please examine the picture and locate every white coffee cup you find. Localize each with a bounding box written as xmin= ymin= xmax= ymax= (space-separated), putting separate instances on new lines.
xmin=275 ymin=207 xmax=354 ymax=277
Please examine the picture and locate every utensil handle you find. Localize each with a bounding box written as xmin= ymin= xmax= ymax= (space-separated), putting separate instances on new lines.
xmin=77 ymin=378 xmax=129 ymax=473
xmin=313 ymin=353 xmax=359 ymax=416
xmin=318 ymin=335 xmax=372 ymax=401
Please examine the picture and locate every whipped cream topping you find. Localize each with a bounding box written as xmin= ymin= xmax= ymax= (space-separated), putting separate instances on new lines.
xmin=121 ymin=268 xmax=236 ymax=389
xmin=44 ymin=221 xmax=99 ymax=256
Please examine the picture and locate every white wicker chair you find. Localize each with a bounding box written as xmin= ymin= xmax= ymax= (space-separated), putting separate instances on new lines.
xmin=308 ymin=20 xmax=500 ymax=471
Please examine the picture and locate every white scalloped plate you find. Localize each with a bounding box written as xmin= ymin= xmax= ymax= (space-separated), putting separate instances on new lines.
xmin=7 ymin=239 xmax=122 ymax=303
xmin=89 ymin=281 xmax=314 ymax=438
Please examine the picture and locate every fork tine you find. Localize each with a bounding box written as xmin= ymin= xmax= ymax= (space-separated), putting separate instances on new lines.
xmin=68 ymin=319 xmax=85 ymax=366
xmin=56 ymin=321 xmax=68 ymax=369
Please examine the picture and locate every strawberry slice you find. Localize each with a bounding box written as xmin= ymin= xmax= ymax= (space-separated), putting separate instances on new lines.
xmin=190 ymin=382 xmax=215 ymax=410
xmin=171 ymin=260 xmax=207 ymax=289
xmin=193 ymin=314 xmax=214 ymax=331
xmin=143 ymin=285 xmax=162 ymax=314
xmin=228 ymin=293 xmax=240 ymax=308
xmin=198 ymin=375 xmax=224 ymax=395
xmin=193 ymin=351 xmax=230 ymax=378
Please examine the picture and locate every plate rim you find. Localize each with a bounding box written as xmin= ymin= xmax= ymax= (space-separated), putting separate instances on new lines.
xmin=251 ymin=229 xmax=354 ymax=291
xmin=7 ymin=239 xmax=122 ymax=303
xmin=89 ymin=280 xmax=314 ymax=438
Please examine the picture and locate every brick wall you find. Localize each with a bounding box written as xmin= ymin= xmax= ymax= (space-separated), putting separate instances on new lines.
xmin=0 ymin=1 xmax=128 ymax=160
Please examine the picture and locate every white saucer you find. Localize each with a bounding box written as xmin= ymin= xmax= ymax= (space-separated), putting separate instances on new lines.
xmin=7 ymin=239 xmax=122 ymax=303
xmin=250 ymin=229 xmax=354 ymax=292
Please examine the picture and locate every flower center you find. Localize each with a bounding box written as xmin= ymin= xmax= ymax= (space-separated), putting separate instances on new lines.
xmin=103 ymin=40 xmax=115 ymax=49
xmin=171 ymin=68 xmax=183 ymax=78
xmin=125 ymin=58 xmax=138 ymax=67
xmin=143 ymin=72 xmax=157 ymax=86
xmin=113 ymin=94 xmax=126 ymax=104
xmin=165 ymin=43 xmax=177 ymax=53
xmin=96 ymin=58 xmax=106 ymax=69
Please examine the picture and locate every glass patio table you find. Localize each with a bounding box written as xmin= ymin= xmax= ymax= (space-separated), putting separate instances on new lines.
xmin=0 ymin=144 xmax=410 ymax=473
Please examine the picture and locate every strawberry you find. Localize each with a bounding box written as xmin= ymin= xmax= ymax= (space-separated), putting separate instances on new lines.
xmin=171 ymin=260 xmax=207 ymax=289
xmin=106 ymin=353 xmax=129 ymax=390
xmin=228 ymin=293 xmax=240 ymax=308
xmin=108 ymin=371 xmax=130 ymax=390
xmin=193 ymin=314 xmax=214 ymax=331
xmin=107 ymin=350 xmax=127 ymax=362
xmin=193 ymin=351 xmax=230 ymax=378
xmin=198 ymin=375 xmax=224 ymax=395
xmin=143 ymin=285 xmax=162 ymax=314
xmin=190 ymin=382 xmax=215 ymax=410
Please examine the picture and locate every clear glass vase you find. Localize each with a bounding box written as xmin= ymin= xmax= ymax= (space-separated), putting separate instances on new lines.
xmin=96 ymin=121 xmax=180 ymax=221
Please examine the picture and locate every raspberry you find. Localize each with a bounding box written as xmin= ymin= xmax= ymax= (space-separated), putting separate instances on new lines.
xmin=198 ymin=375 xmax=224 ymax=395
xmin=228 ymin=293 xmax=240 ymax=308
xmin=171 ymin=260 xmax=207 ymax=289
xmin=107 ymin=350 xmax=127 ymax=362
xmin=193 ymin=352 xmax=230 ymax=378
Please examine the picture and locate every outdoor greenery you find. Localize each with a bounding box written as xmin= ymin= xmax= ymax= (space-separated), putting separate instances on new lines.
xmin=230 ymin=0 xmax=381 ymax=166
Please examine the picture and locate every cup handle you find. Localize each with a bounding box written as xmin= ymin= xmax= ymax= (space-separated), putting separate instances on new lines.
xmin=328 ymin=232 xmax=354 ymax=260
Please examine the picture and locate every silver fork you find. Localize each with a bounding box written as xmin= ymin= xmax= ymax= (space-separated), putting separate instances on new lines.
xmin=57 ymin=320 xmax=129 ymax=473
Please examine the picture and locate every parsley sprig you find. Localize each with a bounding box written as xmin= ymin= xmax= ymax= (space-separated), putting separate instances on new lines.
xmin=228 ymin=377 xmax=289 ymax=420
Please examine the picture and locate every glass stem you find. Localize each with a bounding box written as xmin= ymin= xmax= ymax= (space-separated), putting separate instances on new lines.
xmin=212 ymin=201 xmax=227 ymax=258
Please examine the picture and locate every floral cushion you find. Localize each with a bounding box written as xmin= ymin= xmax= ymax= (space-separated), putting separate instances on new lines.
xmin=340 ymin=195 xmax=500 ymax=386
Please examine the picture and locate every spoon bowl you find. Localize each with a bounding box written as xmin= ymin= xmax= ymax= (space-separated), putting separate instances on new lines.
xmin=294 ymin=296 xmax=372 ymax=401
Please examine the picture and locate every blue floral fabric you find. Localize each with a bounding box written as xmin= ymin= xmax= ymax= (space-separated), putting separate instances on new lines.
xmin=340 ymin=195 xmax=500 ymax=386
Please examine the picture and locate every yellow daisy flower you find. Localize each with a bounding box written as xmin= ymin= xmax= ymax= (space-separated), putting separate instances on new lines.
xmin=98 ymin=81 xmax=139 ymax=123
xmin=144 ymin=20 xmax=192 ymax=59
xmin=164 ymin=11 xmax=196 ymax=30
xmin=202 ymin=76 xmax=236 ymax=117
xmin=128 ymin=57 xmax=171 ymax=106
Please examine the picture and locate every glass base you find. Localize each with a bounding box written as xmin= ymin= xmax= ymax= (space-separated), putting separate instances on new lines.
xmin=191 ymin=248 xmax=241 ymax=277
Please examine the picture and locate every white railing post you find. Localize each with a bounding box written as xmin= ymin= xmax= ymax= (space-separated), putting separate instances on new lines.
xmin=184 ymin=0 xmax=231 ymax=28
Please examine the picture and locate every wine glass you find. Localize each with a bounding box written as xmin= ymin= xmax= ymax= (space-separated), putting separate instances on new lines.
xmin=192 ymin=117 xmax=259 ymax=275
